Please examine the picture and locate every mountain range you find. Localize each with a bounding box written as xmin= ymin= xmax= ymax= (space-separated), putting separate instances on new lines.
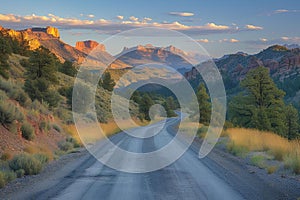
xmin=1 ymin=25 xmax=300 ymax=104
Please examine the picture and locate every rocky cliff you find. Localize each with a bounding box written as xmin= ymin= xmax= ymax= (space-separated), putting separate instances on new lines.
xmin=75 ymin=40 xmax=105 ymax=54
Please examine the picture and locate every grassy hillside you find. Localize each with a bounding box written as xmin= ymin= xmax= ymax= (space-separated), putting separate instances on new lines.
xmin=0 ymin=33 xmax=142 ymax=188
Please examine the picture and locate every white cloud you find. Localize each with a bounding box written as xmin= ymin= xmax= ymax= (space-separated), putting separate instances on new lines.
xmin=281 ymin=36 xmax=289 ymax=41
xmin=245 ymin=24 xmax=263 ymax=30
xmin=229 ymin=38 xmax=239 ymax=43
xmin=0 ymin=13 xmax=261 ymax=36
xmin=197 ymin=39 xmax=209 ymax=43
xmin=260 ymin=38 xmax=268 ymax=42
xmin=272 ymin=9 xmax=300 ymax=15
xmin=169 ymin=12 xmax=194 ymax=17
xmin=219 ymin=38 xmax=239 ymax=43
xmin=117 ymin=15 xmax=124 ymax=20
xmin=87 ymin=14 xmax=95 ymax=18
xmin=129 ymin=16 xmax=139 ymax=21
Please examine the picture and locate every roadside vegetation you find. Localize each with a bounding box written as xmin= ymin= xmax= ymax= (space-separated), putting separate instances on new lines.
xmin=192 ymin=66 xmax=300 ymax=175
xmin=0 ymin=30 xmax=163 ymax=189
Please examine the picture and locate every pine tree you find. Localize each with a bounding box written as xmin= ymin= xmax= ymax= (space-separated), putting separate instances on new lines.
xmin=0 ymin=36 xmax=12 ymax=79
xmin=229 ymin=66 xmax=287 ymax=135
xmin=59 ymin=60 xmax=77 ymax=77
xmin=197 ymin=83 xmax=211 ymax=125
xmin=24 ymin=47 xmax=60 ymax=107
xmin=285 ymin=104 xmax=299 ymax=140
xmin=139 ymin=93 xmax=154 ymax=120
xmin=101 ymin=72 xmax=115 ymax=92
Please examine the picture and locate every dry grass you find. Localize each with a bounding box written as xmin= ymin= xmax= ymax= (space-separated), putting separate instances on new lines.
xmin=227 ymin=128 xmax=300 ymax=174
xmin=66 ymin=119 xmax=149 ymax=144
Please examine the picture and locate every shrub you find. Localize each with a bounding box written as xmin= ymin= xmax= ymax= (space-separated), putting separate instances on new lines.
xmin=197 ymin=126 xmax=208 ymax=137
xmin=58 ymin=141 xmax=73 ymax=152
xmin=0 ymin=170 xmax=17 ymax=188
xmin=52 ymin=124 xmax=61 ymax=133
xmin=15 ymin=169 xmax=25 ymax=178
xmin=1 ymin=152 xmax=12 ymax=161
xmin=284 ymin=154 xmax=300 ymax=174
xmin=9 ymin=153 xmax=42 ymax=175
xmin=250 ymin=155 xmax=266 ymax=168
xmin=0 ymin=102 xmax=24 ymax=125
xmin=10 ymin=89 xmax=31 ymax=107
xmin=33 ymin=154 xmax=49 ymax=165
xmin=267 ymin=166 xmax=277 ymax=174
xmin=66 ymin=137 xmax=81 ymax=148
xmin=21 ymin=123 xmax=35 ymax=141
xmin=39 ymin=120 xmax=50 ymax=132
xmin=227 ymin=141 xmax=249 ymax=158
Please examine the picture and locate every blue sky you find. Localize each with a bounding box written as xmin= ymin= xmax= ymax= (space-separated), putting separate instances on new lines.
xmin=0 ymin=0 xmax=299 ymax=57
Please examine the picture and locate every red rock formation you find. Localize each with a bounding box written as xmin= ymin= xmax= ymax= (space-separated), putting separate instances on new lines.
xmin=75 ymin=40 xmax=104 ymax=54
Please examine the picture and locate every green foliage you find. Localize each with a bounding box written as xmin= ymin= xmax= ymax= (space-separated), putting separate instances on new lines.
xmin=229 ymin=66 xmax=288 ymax=136
xmin=197 ymin=126 xmax=208 ymax=137
xmin=250 ymin=155 xmax=266 ymax=168
xmin=284 ymin=104 xmax=299 ymax=140
xmin=227 ymin=142 xmax=249 ymax=157
xmin=39 ymin=120 xmax=50 ymax=132
xmin=138 ymin=93 xmax=154 ymax=120
xmin=33 ymin=154 xmax=49 ymax=165
xmin=52 ymin=124 xmax=61 ymax=133
xmin=24 ymin=47 xmax=60 ymax=107
xmin=0 ymin=35 xmax=12 ymax=79
xmin=21 ymin=123 xmax=35 ymax=141
xmin=9 ymin=154 xmax=42 ymax=175
xmin=58 ymin=141 xmax=73 ymax=152
xmin=0 ymin=32 xmax=29 ymax=79
xmin=59 ymin=60 xmax=77 ymax=77
xmin=196 ymin=83 xmax=211 ymax=125
xmin=0 ymin=170 xmax=16 ymax=188
xmin=284 ymin=154 xmax=300 ymax=174
xmin=100 ymin=72 xmax=115 ymax=91
xmin=0 ymin=78 xmax=31 ymax=106
xmin=0 ymin=102 xmax=24 ymax=126
xmin=15 ymin=169 xmax=25 ymax=178
xmin=66 ymin=137 xmax=81 ymax=148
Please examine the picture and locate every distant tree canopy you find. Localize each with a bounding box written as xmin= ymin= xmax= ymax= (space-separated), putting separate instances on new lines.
xmin=100 ymin=72 xmax=116 ymax=92
xmin=59 ymin=60 xmax=77 ymax=77
xmin=24 ymin=47 xmax=60 ymax=107
xmin=229 ymin=66 xmax=299 ymax=139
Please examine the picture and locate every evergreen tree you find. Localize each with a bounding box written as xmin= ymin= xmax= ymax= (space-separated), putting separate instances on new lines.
xmin=229 ymin=66 xmax=287 ymax=135
xmin=59 ymin=60 xmax=77 ymax=77
xmin=285 ymin=104 xmax=299 ymax=140
xmin=197 ymin=83 xmax=211 ymax=125
xmin=24 ymin=47 xmax=60 ymax=107
xmin=139 ymin=93 xmax=154 ymax=120
xmin=101 ymin=72 xmax=115 ymax=91
xmin=0 ymin=36 xmax=12 ymax=79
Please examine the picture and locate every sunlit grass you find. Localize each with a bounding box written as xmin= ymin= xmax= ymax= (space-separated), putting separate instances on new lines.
xmin=65 ymin=119 xmax=149 ymax=144
xmin=226 ymin=128 xmax=300 ymax=174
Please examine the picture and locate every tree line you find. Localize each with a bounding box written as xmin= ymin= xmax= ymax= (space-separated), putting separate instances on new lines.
xmin=191 ymin=66 xmax=299 ymax=140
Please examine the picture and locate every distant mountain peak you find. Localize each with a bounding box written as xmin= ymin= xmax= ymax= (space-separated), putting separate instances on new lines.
xmin=267 ymin=45 xmax=289 ymax=52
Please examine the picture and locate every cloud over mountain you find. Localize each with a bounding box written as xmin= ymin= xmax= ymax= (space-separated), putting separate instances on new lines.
xmin=0 ymin=13 xmax=262 ymax=36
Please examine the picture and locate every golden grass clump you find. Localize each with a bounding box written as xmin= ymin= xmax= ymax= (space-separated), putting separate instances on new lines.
xmin=226 ymin=128 xmax=300 ymax=174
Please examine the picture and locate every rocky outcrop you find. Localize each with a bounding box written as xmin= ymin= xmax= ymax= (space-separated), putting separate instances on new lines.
xmin=185 ymin=45 xmax=300 ymax=82
xmin=116 ymin=45 xmax=193 ymax=70
xmin=46 ymin=26 xmax=60 ymax=38
xmin=75 ymin=40 xmax=105 ymax=54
